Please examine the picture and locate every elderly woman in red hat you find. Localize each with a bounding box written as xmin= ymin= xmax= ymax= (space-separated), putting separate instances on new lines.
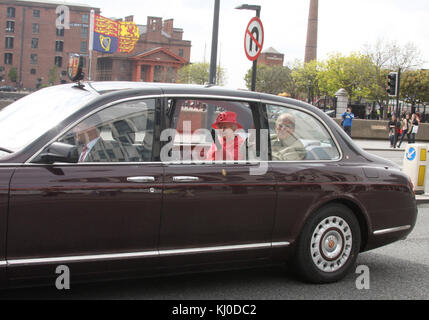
xmin=206 ymin=111 xmax=245 ymax=161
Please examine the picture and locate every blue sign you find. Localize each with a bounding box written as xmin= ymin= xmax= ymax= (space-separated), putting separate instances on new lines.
xmin=406 ymin=147 xmax=417 ymax=161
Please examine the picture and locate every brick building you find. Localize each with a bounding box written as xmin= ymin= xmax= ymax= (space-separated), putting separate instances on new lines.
xmin=259 ymin=47 xmax=284 ymax=67
xmin=95 ymin=16 xmax=191 ymax=83
xmin=0 ymin=0 xmax=191 ymax=89
xmin=0 ymin=0 xmax=99 ymax=89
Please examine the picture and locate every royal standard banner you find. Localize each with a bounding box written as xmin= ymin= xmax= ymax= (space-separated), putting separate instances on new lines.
xmin=118 ymin=21 xmax=140 ymax=53
xmin=93 ymin=15 xmax=119 ymax=53
xmin=93 ymin=15 xmax=139 ymax=54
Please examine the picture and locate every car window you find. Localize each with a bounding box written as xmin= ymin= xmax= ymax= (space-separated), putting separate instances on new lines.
xmin=266 ymin=104 xmax=340 ymax=161
xmin=57 ymin=99 xmax=156 ymax=163
xmin=167 ymin=98 xmax=258 ymax=163
xmin=0 ymin=84 xmax=96 ymax=156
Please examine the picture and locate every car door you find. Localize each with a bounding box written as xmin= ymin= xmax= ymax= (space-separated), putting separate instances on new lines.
xmin=264 ymin=103 xmax=342 ymax=248
xmin=158 ymin=97 xmax=278 ymax=267
xmin=7 ymin=97 xmax=163 ymax=281
xmin=0 ymin=167 xmax=14 ymax=285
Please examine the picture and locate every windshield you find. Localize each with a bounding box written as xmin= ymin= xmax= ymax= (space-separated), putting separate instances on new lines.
xmin=0 ymin=85 xmax=96 ymax=157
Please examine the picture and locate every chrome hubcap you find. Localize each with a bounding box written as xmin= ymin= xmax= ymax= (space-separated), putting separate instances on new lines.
xmin=310 ymin=216 xmax=353 ymax=272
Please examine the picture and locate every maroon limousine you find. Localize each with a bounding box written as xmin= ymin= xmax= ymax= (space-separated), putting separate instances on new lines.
xmin=0 ymin=81 xmax=417 ymax=287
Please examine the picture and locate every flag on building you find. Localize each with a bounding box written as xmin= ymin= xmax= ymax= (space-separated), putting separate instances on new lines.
xmin=92 ymin=14 xmax=139 ymax=54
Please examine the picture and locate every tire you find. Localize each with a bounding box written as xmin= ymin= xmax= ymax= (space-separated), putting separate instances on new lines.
xmin=293 ymin=203 xmax=361 ymax=284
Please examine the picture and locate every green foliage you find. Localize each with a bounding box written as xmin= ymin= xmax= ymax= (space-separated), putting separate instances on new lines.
xmin=48 ymin=66 xmax=59 ymax=85
xmin=177 ymin=62 xmax=225 ymax=86
xmin=238 ymin=40 xmax=427 ymax=111
xmin=400 ymin=70 xmax=429 ymax=106
xmin=8 ymin=67 xmax=17 ymax=83
xmin=244 ymin=64 xmax=292 ymax=95
xmin=317 ymin=53 xmax=376 ymax=102
xmin=290 ymin=60 xmax=320 ymax=99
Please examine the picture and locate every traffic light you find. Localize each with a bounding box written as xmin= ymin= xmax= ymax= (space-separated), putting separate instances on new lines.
xmin=387 ymin=72 xmax=398 ymax=96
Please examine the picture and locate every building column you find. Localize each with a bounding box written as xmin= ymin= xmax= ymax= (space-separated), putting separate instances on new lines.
xmin=132 ymin=62 xmax=142 ymax=82
xmin=335 ymin=88 xmax=348 ymax=118
xmin=163 ymin=66 xmax=168 ymax=83
xmin=171 ymin=66 xmax=179 ymax=83
xmin=148 ymin=65 xmax=155 ymax=82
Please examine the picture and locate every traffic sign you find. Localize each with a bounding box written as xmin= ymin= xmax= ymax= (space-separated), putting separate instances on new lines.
xmin=244 ymin=17 xmax=264 ymax=61
xmin=407 ymin=147 xmax=417 ymax=161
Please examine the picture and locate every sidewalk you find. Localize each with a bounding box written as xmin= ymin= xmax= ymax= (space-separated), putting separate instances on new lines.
xmin=416 ymin=194 xmax=429 ymax=204
xmin=353 ymin=139 xmax=428 ymax=151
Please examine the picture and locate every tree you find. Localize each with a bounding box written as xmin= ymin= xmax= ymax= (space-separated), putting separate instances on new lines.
xmin=48 ymin=66 xmax=59 ymax=85
xmin=290 ymin=60 xmax=320 ymax=101
xmin=177 ymin=62 xmax=226 ymax=86
xmin=8 ymin=67 xmax=17 ymax=83
xmin=363 ymin=39 xmax=425 ymax=118
xmin=244 ymin=64 xmax=292 ymax=95
xmin=364 ymin=39 xmax=425 ymax=72
xmin=400 ymin=69 xmax=429 ymax=113
xmin=317 ymin=53 xmax=376 ymax=103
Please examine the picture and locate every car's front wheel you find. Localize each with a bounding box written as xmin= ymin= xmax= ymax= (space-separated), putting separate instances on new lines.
xmin=294 ymin=203 xmax=361 ymax=283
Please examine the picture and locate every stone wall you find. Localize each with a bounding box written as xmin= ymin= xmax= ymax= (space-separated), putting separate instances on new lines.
xmin=334 ymin=119 xmax=429 ymax=141
xmin=0 ymin=92 xmax=28 ymax=110
xmin=0 ymin=92 xmax=28 ymax=100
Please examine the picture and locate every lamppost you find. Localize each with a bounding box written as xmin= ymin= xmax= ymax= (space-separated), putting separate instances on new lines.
xmin=209 ymin=0 xmax=220 ymax=85
xmin=307 ymin=80 xmax=313 ymax=104
xmin=235 ymin=4 xmax=261 ymax=92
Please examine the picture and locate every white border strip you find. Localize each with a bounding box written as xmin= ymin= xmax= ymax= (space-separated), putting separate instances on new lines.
xmin=6 ymin=242 xmax=290 ymax=266
xmin=373 ymin=225 xmax=411 ymax=236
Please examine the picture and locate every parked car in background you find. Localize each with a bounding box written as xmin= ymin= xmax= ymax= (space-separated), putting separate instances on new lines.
xmin=0 ymin=85 xmax=17 ymax=92
xmin=0 ymin=81 xmax=417 ymax=288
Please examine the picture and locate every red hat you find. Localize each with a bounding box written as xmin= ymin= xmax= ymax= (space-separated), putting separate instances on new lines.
xmin=212 ymin=112 xmax=243 ymax=129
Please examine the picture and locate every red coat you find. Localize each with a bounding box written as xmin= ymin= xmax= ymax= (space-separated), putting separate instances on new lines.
xmin=206 ymin=135 xmax=245 ymax=161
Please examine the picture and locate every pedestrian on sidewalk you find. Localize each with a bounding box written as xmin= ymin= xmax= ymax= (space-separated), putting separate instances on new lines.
xmin=410 ymin=113 xmax=419 ymax=144
xmin=397 ymin=113 xmax=412 ymax=148
xmin=341 ymin=107 xmax=354 ymax=138
xmin=388 ymin=114 xmax=400 ymax=148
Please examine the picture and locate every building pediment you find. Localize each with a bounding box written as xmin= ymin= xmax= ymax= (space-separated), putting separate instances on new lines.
xmin=130 ymin=47 xmax=186 ymax=64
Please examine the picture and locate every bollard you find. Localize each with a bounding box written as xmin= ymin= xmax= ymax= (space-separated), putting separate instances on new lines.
xmin=403 ymin=144 xmax=428 ymax=194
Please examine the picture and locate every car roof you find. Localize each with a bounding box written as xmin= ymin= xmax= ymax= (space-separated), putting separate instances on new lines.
xmin=84 ymin=81 xmax=261 ymax=99
xmin=52 ymin=81 xmax=321 ymax=120
xmin=76 ymin=81 xmax=327 ymax=124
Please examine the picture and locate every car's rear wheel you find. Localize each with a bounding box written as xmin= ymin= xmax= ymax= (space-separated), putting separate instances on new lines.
xmin=294 ymin=203 xmax=361 ymax=283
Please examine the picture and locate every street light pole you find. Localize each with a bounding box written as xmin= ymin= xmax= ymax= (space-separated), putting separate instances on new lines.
xmin=250 ymin=8 xmax=260 ymax=92
xmin=236 ymin=4 xmax=261 ymax=92
xmin=209 ymin=0 xmax=220 ymax=85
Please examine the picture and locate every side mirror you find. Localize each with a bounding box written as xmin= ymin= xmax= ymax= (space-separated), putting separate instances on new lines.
xmin=35 ymin=142 xmax=79 ymax=164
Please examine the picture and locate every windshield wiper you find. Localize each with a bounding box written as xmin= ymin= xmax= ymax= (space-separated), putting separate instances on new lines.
xmin=0 ymin=147 xmax=13 ymax=153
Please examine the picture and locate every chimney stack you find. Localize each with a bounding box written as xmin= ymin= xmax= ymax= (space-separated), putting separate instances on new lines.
xmin=304 ymin=0 xmax=318 ymax=63
xmin=163 ymin=19 xmax=174 ymax=36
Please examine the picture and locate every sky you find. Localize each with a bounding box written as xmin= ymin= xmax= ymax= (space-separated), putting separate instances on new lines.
xmin=37 ymin=0 xmax=429 ymax=88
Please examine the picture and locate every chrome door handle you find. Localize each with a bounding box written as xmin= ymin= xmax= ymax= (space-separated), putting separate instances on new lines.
xmin=172 ymin=176 xmax=200 ymax=182
xmin=127 ymin=176 xmax=155 ymax=183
